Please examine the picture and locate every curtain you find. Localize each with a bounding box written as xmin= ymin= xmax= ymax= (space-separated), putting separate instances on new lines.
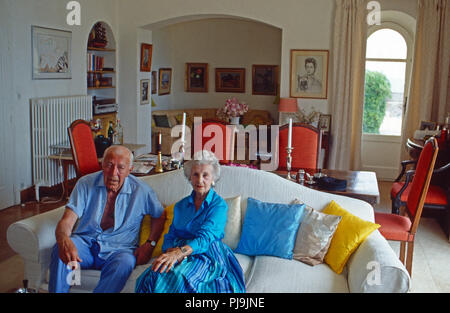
xmin=328 ymin=0 xmax=368 ymax=170
xmin=400 ymin=0 xmax=450 ymax=162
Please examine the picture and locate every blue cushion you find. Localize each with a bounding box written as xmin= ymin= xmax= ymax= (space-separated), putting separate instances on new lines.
xmin=235 ymin=197 xmax=305 ymax=259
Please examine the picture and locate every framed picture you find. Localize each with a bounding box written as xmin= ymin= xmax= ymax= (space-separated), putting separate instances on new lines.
xmin=140 ymin=79 xmax=150 ymax=104
xmin=290 ymin=50 xmax=329 ymax=99
xmin=185 ymin=63 xmax=208 ymax=92
xmin=319 ymin=114 xmax=332 ymax=133
xmin=140 ymin=43 xmax=152 ymax=72
xmin=32 ymin=26 xmax=72 ymax=79
xmin=215 ymin=68 xmax=245 ymax=93
xmin=151 ymin=71 xmax=157 ymax=94
xmin=419 ymin=121 xmax=437 ymax=130
xmin=252 ymin=65 xmax=278 ymax=95
xmin=158 ymin=68 xmax=172 ymax=95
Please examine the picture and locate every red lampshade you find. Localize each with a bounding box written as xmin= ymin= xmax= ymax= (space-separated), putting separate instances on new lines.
xmin=278 ymin=98 xmax=298 ymax=112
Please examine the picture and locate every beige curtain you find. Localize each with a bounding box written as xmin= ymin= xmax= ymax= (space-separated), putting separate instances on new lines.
xmin=400 ymin=0 xmax=450 ymax=161
xmin=328 ymin=0 xmax=368 ymax=170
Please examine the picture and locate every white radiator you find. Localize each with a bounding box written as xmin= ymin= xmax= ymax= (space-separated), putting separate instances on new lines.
xmin=30 ymin=95 xmax=93 ymax=187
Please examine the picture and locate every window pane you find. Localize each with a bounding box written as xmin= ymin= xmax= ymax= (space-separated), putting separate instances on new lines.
xmin=366 ymin=29 xmax=407 ymax=59
xmin=363 ymin=61 xmax=406 ymax=135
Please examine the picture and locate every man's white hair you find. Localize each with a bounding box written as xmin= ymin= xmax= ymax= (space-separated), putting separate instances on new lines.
xmin=102 ymin=145 xmax=134 ymax=169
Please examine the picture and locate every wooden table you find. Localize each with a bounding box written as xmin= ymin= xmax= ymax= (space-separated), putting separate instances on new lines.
xmin=48 ymin=143 xmax=146 ymax=198
xmin=273 ymin=169 xmax=380 ymax=205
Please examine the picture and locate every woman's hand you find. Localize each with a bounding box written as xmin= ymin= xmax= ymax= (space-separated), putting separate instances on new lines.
xmin=151 ymin=248 xmax=185 ymax=273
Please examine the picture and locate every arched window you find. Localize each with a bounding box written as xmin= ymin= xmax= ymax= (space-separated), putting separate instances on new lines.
xmin=363 ymin=25 xmax=411 ymax=136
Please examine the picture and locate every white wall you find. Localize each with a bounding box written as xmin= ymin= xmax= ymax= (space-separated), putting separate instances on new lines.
xmin=1 ymin=0 xmax=118 ymax=204
xmin=150 ymin=18 xmax=282 ymax=119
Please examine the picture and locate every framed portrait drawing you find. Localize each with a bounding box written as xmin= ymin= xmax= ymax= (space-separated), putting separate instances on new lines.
xmin=32 ymin=26 xmax=72 ymax=79
xmin=151 ymin=71 xmax=157 ymax=94
xmin=290 ymin=50 xmax=329 ymax=99
xmin=140 ymin=43 xmax=152 ymax=72
xmin=158 ymin=68 xmax=172 ymax=95
xmin=252 ymin=65 xmax=278 ymax=96
xmin=215 ymin=68 xmax=245 ymax=93
xmin=185 ymin=63 xmax=208 ymax=92
xmin=140 ymin=79 xmax=150 ymax=105
xmin=419 ymin=121 xmax=437 ymax=130
xmin=319 ymin=114 xmax=332 ymax=134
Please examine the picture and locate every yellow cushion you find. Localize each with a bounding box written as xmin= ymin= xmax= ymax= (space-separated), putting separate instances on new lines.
xmin=139 ymin=203 xmax=175 ymax=258
xmin=323 ymin=201 xmax=380 ymax=274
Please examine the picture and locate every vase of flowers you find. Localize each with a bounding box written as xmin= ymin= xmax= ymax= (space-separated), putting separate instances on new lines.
xmin=216 ymin=97 xmax=249 ymax=124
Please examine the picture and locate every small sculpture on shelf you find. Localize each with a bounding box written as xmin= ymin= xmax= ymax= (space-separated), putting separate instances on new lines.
xmin=88 ymin=22 xmax=108 ymax=48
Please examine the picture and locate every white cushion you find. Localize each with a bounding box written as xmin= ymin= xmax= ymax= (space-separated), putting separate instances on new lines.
xmin=222 ymin=195 xmax=242 ymax=250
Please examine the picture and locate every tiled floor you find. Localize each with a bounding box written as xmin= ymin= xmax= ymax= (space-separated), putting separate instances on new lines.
xmin=1 ymin=182 xmax=449 ymax=292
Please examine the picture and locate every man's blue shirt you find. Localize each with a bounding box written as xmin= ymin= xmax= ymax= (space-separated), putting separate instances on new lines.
xmin=66 ymin=171 xmax=164 ymax=259
xmin=162 ymin=188 xmax=228 ymax=255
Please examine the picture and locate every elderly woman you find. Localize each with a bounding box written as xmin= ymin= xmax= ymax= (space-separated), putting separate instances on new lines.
xmin=135 ymin=150 xmax=245 ymax=293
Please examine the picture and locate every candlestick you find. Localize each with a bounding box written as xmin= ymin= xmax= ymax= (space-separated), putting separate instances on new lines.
xmin=286 ymin=146 xmax=294 ymax=180
xmin=288 ymin=118 xmax=292 ymax=149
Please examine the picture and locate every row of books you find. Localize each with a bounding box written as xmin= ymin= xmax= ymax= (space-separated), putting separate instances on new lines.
xmin=87 ymin=53 xmax=105 ymax=72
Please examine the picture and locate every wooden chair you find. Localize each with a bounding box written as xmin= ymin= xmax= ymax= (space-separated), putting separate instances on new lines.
xmin=192 ymin=120 xmax=236 ymax=164
xmin=277 ymin=123 xmax=320 ymax=171
xmin=375 ymin=137 xmax=439 ymax=276
xmin=67 ymin=119 xmax=101 ymax=178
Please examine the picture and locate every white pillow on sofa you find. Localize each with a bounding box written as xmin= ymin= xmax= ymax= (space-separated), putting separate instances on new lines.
xmin=222 ymin=195 xmax=242 ymax=250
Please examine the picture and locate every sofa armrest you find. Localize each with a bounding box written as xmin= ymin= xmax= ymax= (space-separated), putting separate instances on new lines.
xmin=7 ymin=206 xmax=65 ymax=289
xmin=346 ymin=231 xmax=410 ymax=293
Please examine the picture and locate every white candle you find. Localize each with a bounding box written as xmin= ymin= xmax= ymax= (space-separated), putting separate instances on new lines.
xmin=181 ymin=112 xmax=186 ymax=142
xmin=158 ymin=132 xmax=162 ymax=145
xmin=288 ymin=118 xmax=292 ymax=149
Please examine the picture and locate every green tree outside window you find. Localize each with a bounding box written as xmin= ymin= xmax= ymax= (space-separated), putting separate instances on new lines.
xmin=363 ymin=71 xmax=392 ymax=134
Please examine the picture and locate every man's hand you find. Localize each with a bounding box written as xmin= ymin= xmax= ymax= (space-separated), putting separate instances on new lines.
xmin=134 ymin=242 xmax=154 ymax=265
xmin=57 ymin=236 xmax=82 ymax=269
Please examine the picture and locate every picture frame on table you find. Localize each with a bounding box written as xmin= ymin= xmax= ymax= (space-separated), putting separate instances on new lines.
xmin=419 ymin=121 xmax=437 ymax=130
xmin=151 ymin=71 xmax=157 ymax=94
xmin=318 ymin=114 xmax=332 ymax=133
xmin=185 ymin=63 xmax=208 ymax=92
xmin=140 ymin=43 xmax=152 ymax=72
xmin=290 ymin=49 xmax=329 ymax=99
xmin=215 ymin=68 xmax=245 ymax=93
xmin=31 ymin=26 xmax=72 ymax=79
xmin=158 ymin=68 xmax=172 ymax=95
xmin=140 ymin=79 xmax=150 ymax=105
xmin=252 ymin=65 xmax=278 ymax=96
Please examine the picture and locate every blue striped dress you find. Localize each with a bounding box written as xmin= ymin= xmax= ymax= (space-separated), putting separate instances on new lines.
xmin=135 ymin=188 xmax=245 ymax=293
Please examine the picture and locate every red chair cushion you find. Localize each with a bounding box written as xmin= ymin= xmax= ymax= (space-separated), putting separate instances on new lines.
xmin=278 ymin=125 xmax=319 ymax=170
xmin=70 ymin=123 xmax=101 ymax=176
xmin=374 ymin=212 xmax=413 ymax=242
xmin=391 ymin=182 xmax=448 ymax=206
xmin=193 ymin=122 xmax=234 ymax=165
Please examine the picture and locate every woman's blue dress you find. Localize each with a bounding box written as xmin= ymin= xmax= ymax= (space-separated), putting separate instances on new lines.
xmin=135 ymin=188 xmax=245 ymax=293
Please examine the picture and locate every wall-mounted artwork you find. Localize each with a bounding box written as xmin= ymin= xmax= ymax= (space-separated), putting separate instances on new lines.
xmin=185 ymin=63 xmax=208 ymax=92
xmin=140 ymin=79 xmax=150 ymax=104
xmin=32 ymin=26 xmax=72 ymax=79
xmin=252 ymin=65 xmax=278 ymax=96
xmin=158 ymin=68 xmax=172 ymax=95
xmin=215 ymin=68 xmax=245 ymax=93
xmin=140 ymin=43 xmax=152 ymax=72
xmin=290 ymin=50 xmax=329 ymax=99
xmin=151 ymin=70 xmax=157 ymax=94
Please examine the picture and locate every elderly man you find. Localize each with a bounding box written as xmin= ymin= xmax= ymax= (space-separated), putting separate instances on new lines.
xmin=49 ymin=145 xmax=165 ymax=293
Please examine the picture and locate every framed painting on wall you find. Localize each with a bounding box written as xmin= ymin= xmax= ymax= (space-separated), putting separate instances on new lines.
xmin=318 ymin=114 xmax=332 ymax=134
xmin=252 ymin=65 xmax=278 ymax=95
xmin=140 ymin=43 xmax=152 ymax=72
xmin=185 ymin=63 xmax=208 ymax=92
xmin=290 ymin=49 xmax=329 ymax=99
xmin=151 ymin=71 xmax=157 ymax=94
xmin=215 ymin=68 xmax=245 ymax=93
xmin=31 ymin=26 xmax=72 ymax=79
xmin=140 ymin=79 xmax=150 ymax=105
xmin=158 ymin=68 xmax=172 ymax=95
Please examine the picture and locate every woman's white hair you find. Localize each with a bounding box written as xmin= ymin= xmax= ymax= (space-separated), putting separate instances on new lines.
xmin=183 ymin=150 xmax=221 ymax=182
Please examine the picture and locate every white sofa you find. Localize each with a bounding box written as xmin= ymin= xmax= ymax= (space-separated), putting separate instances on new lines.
xmin=7 ymin=166 xmax=410 ymax=293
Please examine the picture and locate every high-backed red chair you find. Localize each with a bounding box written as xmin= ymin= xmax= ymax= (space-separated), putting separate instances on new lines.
xmin=375 ymin=137 xmax=439 ymax=276
xmin=67 ymin=119 xmax=101 ymax=178
xmin=192 ymin=119 xmax=236 ymax=164
xmin=277 ymin=123 xmax=320 ymax=171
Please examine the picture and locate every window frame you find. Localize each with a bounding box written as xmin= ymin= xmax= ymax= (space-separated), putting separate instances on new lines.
xmin=363 ymin=22 xmax=413 ymax=138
